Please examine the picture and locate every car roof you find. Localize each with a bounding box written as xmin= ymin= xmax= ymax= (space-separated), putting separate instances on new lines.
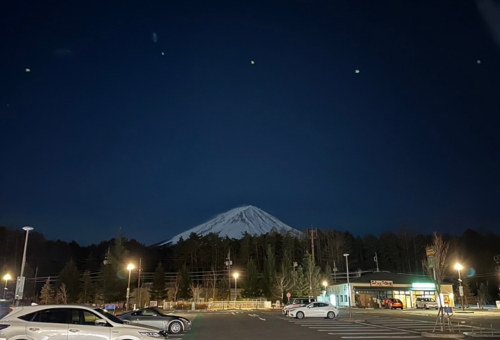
xmin=2 ymin=305 xmax=102 ymax=320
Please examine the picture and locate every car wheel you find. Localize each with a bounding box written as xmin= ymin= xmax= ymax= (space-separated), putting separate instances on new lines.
xmin=327 ymin=311 xmax=335 ymax=319
xmin=296 ymin=311 xmax=304 ymax=319
xmin=169 ymin=321 xmax=183 ymax=334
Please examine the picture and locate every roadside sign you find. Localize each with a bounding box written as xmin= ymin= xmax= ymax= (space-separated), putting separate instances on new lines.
xmin=286 ymin=292 xmax=291 ymax=298
xmin=14 ymin=276 xmax=25 ymax=300
xmin=105 ymin=304 xmax=116 ymax=310
xmin=459 ymin=286 xmax=463 ymax=297
xmin=426 ymin=247 xmax=435 ymax=257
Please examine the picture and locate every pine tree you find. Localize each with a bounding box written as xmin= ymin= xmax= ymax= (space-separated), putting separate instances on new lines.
xmin=216 ymin=277 xmax=229 ymax=300
xmin=303 ymin=252 xmax=322 ymax=297
xmin=262 ymin=244 xmax=276 ymax=299
xmin=178 ymin=264 xmax=192 ymax=299
xmin=56 ymin=283 xmax=68 ymax=304
xmin=82 ymin=270 xmax=93 ymax=304
xmin=291 ymin=267 xmax=309 ymax=297
xmin=240 ymin=259 xmax=262 ymax=298
xmin=149 ymin=262 xmax=167 ymax=301
xmin=58 ymin=259 xmax=81 ymax=303
xmin=477 ymin=283 xmax=491 ymax=307
xmin=99 ymin=232 xmax=130 ymax=302
xmin=40 ymin=277 xmax=54 ymax=304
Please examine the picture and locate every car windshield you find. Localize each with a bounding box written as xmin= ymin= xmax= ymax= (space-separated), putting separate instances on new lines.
xmin=94 ymin=308 xmax=124 ymax=324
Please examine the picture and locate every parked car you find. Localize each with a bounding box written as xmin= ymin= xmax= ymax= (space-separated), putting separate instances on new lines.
xmin=287 ymin=302 xmax=339 ymax=319
xmin=0 ymin=304 xmax=167 ymax=340
xmin=282 ymin=297 xmax=316 ymax=315
xmin=118 ymin=308 xmax=191 ymax=334
xmin=384 ymin=298 xmax=404 ymax=309
xmin=0 ymin=301 xmax=10 ymax=320
xmin=416 ymin=297 xmax=439 ymax=309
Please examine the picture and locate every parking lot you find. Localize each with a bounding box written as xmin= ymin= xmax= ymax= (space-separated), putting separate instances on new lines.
xmin=173 ymin=309 xmax=500 ymax=340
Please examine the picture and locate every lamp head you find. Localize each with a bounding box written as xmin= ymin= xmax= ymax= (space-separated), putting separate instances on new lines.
xmin=3 ymin=274 xmax=11 ymax=281
xmin=323 ymin=281 xmax=328 ymax=287
xmin=454 ymin=263 xmax=463 ymax=271
xmin=343 ymin=253 xmax=349 ymax=257
xmin=127 ymin=264 xmax=135 ymax=271
xmin=233 ymin=272 xmax=239 ymax=279
xmin=23 ymin=226 xmax=34 ymax=232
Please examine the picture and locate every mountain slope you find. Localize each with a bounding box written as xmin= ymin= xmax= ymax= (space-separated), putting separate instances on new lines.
xmin=158 ymin=205 xmax=301 ymax=245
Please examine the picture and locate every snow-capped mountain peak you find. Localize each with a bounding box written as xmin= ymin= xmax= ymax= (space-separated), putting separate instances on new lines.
xmin=158 ymin=205 xmax=301 ymax=245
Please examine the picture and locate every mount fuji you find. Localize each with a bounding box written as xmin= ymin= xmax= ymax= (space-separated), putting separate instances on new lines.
xmin=158 ymin=205 xmax=301 ymax=246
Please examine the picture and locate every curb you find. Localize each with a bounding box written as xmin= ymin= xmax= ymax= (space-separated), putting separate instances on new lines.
xmin=421 ymin=332 xmax=465 ymax=339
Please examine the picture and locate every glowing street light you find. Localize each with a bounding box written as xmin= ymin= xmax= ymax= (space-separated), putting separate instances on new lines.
xmin=454 ymin=263 xmax=465 ymax=311
xmin=233 ymin=272 xmax=239 ymax=302
xmin=344 ymin=253 xmax=352 ymax=318
xmin=3 ymin=274 xmax=11 ymax=299
xmin=126 ymin=264 xmax=135 ymax=310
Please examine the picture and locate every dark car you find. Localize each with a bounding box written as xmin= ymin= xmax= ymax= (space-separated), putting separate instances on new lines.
xmin=118 ymin=307 xmax=191 ymax=334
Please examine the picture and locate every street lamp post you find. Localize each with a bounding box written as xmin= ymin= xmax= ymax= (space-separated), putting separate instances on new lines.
xmin=344 ymin=253 xmax=351 ymax=318
xmin=233 ymin=273 xmax=239 ymax=302
xmin=454 ymin=263 xmax=465 ymax=311
xmin=16 ymin=226 xmax=34 ymax=305
xmin=3 ymin=274 xmax=11 ymax=299
xmin=322 ymin=281 xmax=328 ymax=301
xmin=126 ymin=264 xmax=135 ymax=310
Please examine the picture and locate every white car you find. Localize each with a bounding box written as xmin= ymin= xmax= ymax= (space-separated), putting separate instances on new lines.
xmin=288 ymin=302 xmax=339 ymax=319
xmin=0 ymin=304 xmax=168 ymax=340
xmin=282 ymin=297 xmax=316 ymax=315
xmin=416 ymin=297 xmax=439 ymax=309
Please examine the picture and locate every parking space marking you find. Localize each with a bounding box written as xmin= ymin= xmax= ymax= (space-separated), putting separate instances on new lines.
xmin=338 ymin=336 xmax=422 ymax=339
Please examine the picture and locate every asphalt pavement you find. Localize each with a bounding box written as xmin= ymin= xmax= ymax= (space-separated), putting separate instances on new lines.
xmin=170 ymin=309 xmax=500 ymax=340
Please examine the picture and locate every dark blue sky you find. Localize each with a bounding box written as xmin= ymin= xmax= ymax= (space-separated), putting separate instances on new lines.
xmin=1 ymin=1 xmax=499 ymax=245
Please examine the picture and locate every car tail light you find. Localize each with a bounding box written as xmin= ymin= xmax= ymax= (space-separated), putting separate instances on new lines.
xmin=116 ymin=316 xmax=120 ymax=318
xmin=0 ymin=325 xmax=10 ymax=330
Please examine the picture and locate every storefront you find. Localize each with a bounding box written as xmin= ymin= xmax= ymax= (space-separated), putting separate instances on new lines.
xmin=327 ymin=272 xmax=454 ymax=309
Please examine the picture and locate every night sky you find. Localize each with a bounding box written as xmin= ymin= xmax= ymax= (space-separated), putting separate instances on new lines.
xmin=1 ymin=1 xmax=499 ymax=246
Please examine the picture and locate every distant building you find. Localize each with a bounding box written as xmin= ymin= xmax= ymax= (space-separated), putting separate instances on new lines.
xmin=325 ymin=272 xmax=454 ymax=309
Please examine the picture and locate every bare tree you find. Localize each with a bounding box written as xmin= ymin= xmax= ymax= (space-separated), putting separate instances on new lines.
xmin=422 ymin=233 xmax=450 ymax=332
xmin=170 ymin=273 xmax=181 ymax=301
xmin=272 ymin=261 xmax=294 ymax=301
xmin=190 ymin=282 xmax=203 ymax=302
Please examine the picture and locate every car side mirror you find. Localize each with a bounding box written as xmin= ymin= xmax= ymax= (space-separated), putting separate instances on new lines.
xmin=95 ymin=319 xmax=108 ymax=327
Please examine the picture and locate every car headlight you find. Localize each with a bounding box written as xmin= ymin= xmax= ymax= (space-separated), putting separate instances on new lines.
xmin=139 ymin=332 xmax=162 ymax=338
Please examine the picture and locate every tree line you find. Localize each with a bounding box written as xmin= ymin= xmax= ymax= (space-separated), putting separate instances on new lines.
xmin=0 ymin=226 xmax=499 ymax=305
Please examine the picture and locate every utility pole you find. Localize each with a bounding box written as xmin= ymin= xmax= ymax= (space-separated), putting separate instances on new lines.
xmin=33 ymin=266 xmax=38 ymax=303
xmin=225 ymin=250 xmax=232 ymax=301
xmin=309 ymin=229 xmax=317 ymax=263
xmin=137 ymin=258 xmax=142 ymax=308
xmin=333 ymin=261 xmax=338 ymax=283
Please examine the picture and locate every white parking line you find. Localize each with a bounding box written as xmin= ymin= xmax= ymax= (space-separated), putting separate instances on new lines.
xmin=330 ymin=332 xmax=410 ymax=335
xmin=338 ymin=336 xmax=422 ymax=339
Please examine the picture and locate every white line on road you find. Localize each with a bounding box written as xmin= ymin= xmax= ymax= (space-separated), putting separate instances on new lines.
xmin=338 ymin=336 xmax=422 ymax=339
xmin=329 ymin=332 xmax=410 ymax=335
xmin=259 ymin=317 xmax=266 ymax=321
